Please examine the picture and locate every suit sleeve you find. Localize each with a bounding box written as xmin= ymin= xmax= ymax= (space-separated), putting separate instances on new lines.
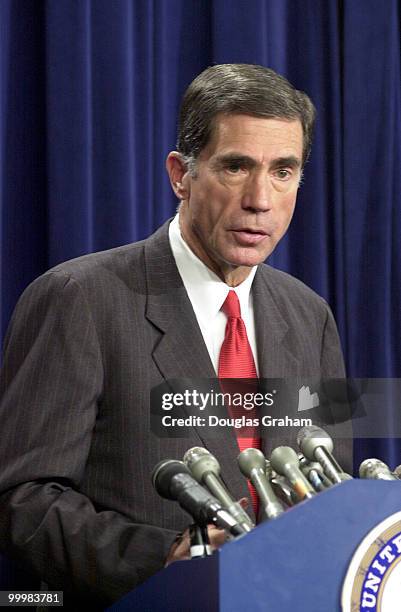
xmin=0 ymin=271 xmax=178 ymax=607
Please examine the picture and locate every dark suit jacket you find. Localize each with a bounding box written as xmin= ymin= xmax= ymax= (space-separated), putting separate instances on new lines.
xmin=0 ymin=220 xmax=349 ymax=608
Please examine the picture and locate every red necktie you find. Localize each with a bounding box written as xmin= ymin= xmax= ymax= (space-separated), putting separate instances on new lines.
xmin=218 ymin=290 xmax=260 ymax=517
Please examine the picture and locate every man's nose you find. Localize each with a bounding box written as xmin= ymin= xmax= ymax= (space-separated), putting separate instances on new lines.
xmin=241 ymin=173 xmax=272 ymax=212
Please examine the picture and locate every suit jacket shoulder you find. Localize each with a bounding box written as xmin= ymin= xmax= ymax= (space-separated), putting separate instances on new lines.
xmin=252 ymin=262 xmax=345 ymax=379
xmin=257 ymin=262 xmax=330 ymax=314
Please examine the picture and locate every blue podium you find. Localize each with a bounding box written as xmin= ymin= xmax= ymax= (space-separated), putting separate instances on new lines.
xmin=109 ymin=481 xmax=401 ymax=611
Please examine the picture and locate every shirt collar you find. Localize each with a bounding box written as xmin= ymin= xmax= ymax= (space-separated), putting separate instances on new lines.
xmin=168 ymin=214 xmax=257 ymax=324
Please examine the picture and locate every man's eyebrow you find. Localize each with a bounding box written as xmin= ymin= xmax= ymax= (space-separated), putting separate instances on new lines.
xmin=211 ymin=153 xmax=257 ymax=168
xmin=270 ymin=156 xmax=302 ymax=169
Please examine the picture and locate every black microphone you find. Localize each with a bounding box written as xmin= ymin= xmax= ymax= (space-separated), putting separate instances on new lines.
xmin=151 ymin=459 xmax=247 ymax=537
xmin=297 ymin=425 xmax=352 ymax=484
xmin=189 ymin=524 xmax=212 ymax=558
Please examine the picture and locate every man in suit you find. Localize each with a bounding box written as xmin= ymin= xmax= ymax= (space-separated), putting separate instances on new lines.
xmin=0 ymin=64 xmax=349 ymax=608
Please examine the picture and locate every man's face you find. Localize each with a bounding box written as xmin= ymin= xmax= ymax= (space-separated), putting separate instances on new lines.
xmin=171 ymin=114 xmax=304 ymax=282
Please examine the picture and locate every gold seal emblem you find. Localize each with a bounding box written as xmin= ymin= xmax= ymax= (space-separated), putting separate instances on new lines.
xmin=342 ymin=511 xmax=401 ymax=611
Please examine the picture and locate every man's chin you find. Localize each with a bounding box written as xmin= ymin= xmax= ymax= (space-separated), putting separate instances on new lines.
xmin=223 ymin=246 xmax=273 ymax=268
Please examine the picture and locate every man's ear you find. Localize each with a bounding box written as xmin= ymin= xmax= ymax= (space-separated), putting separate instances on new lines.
xmin=165 ymin=152 xmax=191 ymax=200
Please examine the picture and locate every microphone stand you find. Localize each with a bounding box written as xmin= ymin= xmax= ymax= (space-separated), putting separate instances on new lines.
xmin=189 ymin=523 xmax=212 ymax=558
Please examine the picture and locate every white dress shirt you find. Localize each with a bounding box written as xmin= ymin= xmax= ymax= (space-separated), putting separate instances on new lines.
xmin=168 ymin=214 xmax=259 ymax=375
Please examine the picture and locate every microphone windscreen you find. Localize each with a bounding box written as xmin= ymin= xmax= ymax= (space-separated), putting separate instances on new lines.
xmin=296 ymin=425 xmax=333 ymax=459
xmin=151 ymin=459 xmax=190 ymax=500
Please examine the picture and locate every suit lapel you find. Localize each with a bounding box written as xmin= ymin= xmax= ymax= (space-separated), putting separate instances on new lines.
xmin=143 ymin=221 xmax=251 ymax=507
xmin=144 ymin=220 xmax=214 ymax=380
xmin=253 ymin=266 xmax=300 ymax=378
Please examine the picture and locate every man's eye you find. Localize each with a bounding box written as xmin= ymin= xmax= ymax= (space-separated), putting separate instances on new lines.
xmin=274 ymin=169 xmax=291 ymax=180
xmin=226 ymin=163 xmax=243 ymax=173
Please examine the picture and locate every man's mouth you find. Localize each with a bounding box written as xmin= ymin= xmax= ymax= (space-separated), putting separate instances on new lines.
xmin=231 ymin=228 xmax=269 ymax=245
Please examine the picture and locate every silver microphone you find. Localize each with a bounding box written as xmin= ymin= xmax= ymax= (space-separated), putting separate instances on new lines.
xmin=238 ymin=448 xmax=285 ymax=521
xmin=265 ymin=459 xmax=273 ymax=480
xmin=297 ymin=425 xmax=352 ymax=484
xmin=359 ymin=458 xmax=398 ymax=481
xmin=270 ymin=475 xmax=299 ymax=506
xmin=183 ymin=447 xmax=254 ymax=531
xmin=265 ymin=459 xmax=297 ymax=505
xmin=270 ymin=446 xmax=316 ymax=500
xmin=393 ymin=464 xmax=401 ymax=479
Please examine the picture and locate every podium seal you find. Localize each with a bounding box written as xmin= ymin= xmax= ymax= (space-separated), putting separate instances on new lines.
xmin=342 ymin=510 xmax=401 ymax=611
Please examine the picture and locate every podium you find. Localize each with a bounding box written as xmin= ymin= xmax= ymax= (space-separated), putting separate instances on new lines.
xmin=109 ymin=481 xmax=401 ymax=611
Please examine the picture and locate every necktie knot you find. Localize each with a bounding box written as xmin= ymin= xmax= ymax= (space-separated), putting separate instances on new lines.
xmin=221 ymin=290 xmax=241 ymax=319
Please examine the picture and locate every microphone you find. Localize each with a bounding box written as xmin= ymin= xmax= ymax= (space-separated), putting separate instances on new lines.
xmin=237 ymin=448 xmax=285 ymax=521
xmin=189 ymin=524 xmax=212 ymax=558
xmin=151 ymin=459 xmax=247 ymax=537
xmin=265 ymin=459 xmax=273 ymax=480
xmin=266 ymin=458 xmax=298 ymax=505
xmin=265 ymin=459 xmax=299 ymax=506
xmin=297 ymin=425 xmax=352 ymax=484
xmin=270 ymin=446 xmax=316 ymax=500
xmin=270 ymin=475 xmax=299 ymax=506
xmin=393 ymin=465 xmax=401 ymax=479
xmin=183 ymin=447 xmax=253 ymax=531
xmin=359 ymin=458 xmax=399 ymax=481
xmin=299 ymin=456 xmax=331 ymax=492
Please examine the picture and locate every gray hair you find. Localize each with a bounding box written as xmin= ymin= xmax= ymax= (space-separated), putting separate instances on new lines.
xmin=177 ymin=63 xmax=316 ymax=173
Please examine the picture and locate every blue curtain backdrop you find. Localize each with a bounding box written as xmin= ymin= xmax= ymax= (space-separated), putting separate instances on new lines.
xmin=0 ymin=0 xmax=400 ymax=514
